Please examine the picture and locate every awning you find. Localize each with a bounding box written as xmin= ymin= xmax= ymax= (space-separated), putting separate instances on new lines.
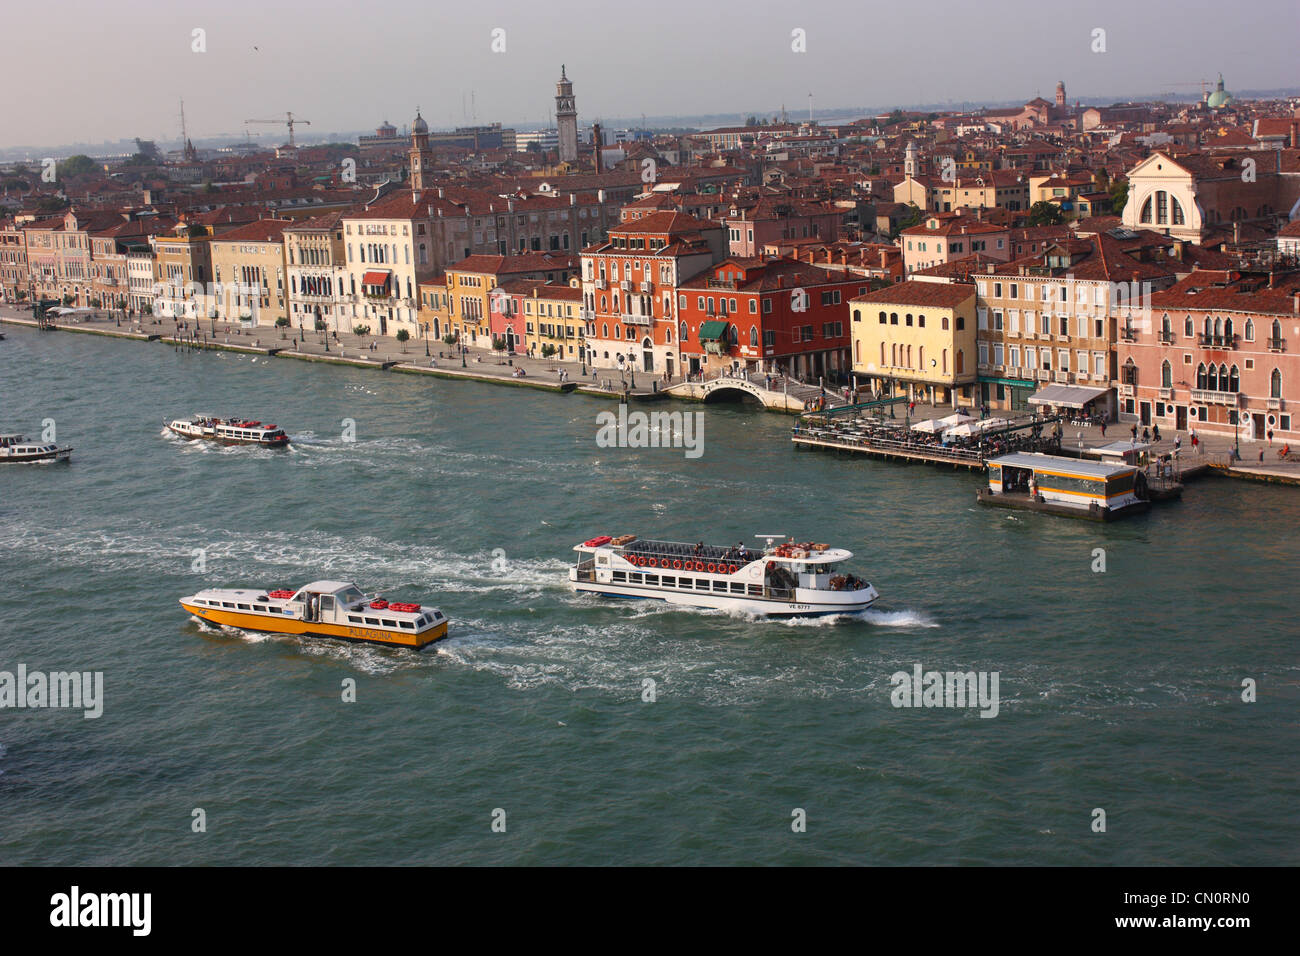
xmin=1027 ymin=384 xmax=1110 ymax=409
xmin=698 ymin=320 xmax=728 ymax=341
xmin=362 ymin=270 xmax=390 ymax=286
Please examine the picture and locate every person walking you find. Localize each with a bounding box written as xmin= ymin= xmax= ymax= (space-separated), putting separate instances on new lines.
xmin=1131 ymin=423 xmax=1138 ymax=441
xmin=1100 ymin=420 xmax=1107 ymax=437
xmin=1152 ymin=423 xmax=1161 ymax=442
xmin=1267 ymin=428 xmax=1274 ymax=446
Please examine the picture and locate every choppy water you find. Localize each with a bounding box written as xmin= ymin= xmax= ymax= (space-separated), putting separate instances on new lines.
xmin=1 ymin=327 xmax=1296 ymax=865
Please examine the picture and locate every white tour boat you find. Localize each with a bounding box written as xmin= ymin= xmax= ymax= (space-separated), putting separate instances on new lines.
xmin=0 ymin=432 xmax=72 ymax=463
xmin=179 ymin=580 xmax=449 ymax=650
xmin=166 ymin=414 xmax=289 ymax=447
xmin=569 ymin=534 xmax=879 ymax=617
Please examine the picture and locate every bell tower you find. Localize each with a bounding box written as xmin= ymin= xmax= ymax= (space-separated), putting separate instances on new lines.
xmin=556 ymin=65 xmax=578 ymax=164
xmin=409 ymin=110 xmax=431 ymax=193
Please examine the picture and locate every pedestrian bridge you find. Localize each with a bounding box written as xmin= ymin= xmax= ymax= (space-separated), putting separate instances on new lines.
xmin=664 ymin=373 xmax=844 ymax=413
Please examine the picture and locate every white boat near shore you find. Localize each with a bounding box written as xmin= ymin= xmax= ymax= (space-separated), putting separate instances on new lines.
xmin=569 ymin=534 xmax=879 ymax=617
xmin=166 ymin=414 xmax=289 ymax=447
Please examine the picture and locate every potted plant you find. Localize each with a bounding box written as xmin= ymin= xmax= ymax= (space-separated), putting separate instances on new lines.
xmin=395 ymin=328 xmax=410 ymax=352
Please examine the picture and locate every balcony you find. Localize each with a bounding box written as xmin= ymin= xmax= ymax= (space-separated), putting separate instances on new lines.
xmin=640 ymin=281 xmax=654 ymax=294
xmin=1036 ymin=368 xmax=1052 ymax=381
xmin=1157 ymin=331 xmax=1174 ymax=344
xmin=1120 ymin=327 xmax=1138 ymax=343
xmin=1266 ymin=397 xmax=1284 ymax=410
xmin=1022 ymin=330 xmax=1035 ymax=340
xmin=1157 ymin=387 xmax=1174 ymax=401
xmin=1054 ymin=370 xmax=1073 ymax=384
xmin=623 ymin=313 xmax=652 ymax=326
xmin=620 ymin=279 xmax=632 ymax=291
xmin=1190 ymin=388 xmax=1241 ymax=406
xmin=1268 ymin=337 xmax=1286 ymax=352
xmin=593 ymin=278 xmax=606 ymax=290
xmin=1197 ymin=333 xmax=1239 ymax=350
xmin=1119 ymin=383 xmax=1134 ymax=397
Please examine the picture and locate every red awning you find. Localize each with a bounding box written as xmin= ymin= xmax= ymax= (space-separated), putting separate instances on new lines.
xmin=362 ymin=270 xmax=390 ymax=286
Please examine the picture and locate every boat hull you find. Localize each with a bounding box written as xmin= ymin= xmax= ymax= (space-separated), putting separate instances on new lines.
xmin=167 ymin=426 xmax=289 ymax=448
xmin=180 ymin=601 xmax=448 ymax=649
xmin=569 ymin=579 xmax=877 ymax=617
xmin=1 ymin=448 xmax=72 ymax=463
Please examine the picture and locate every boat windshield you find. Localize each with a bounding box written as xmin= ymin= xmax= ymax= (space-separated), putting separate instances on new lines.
xmin=804 ymin=563 xmax=838 ymax=574
xmin=337 ymin=586 xmax=365 ymax=605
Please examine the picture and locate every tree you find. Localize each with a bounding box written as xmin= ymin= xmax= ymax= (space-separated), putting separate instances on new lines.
xmin=541 ymin=343 xmax=557 ymax=358
xmin=1107 ymin=179 xmax=1129 ymax=214
xmin=353 ymin=324 xmax=370 ymax=337
xmin=396 ymin=328 xmax=410 ymax=351
xmin=890 ymin=202 xmax=924 ymax=240
xmin=274 ymin=316 xmax=290 ymax=328
xmin=491 ymin=335 xmax=506 ymax=353
xmin=1026 ymin=201 xmax=1066 ymax=226
xmin=314 ymin=317 xmax=327 ymax=331
xmin=36 ymin=196 xmax=70 ymax=213
xmin=745 ymin=116 xmax=758 ymax=127
xmin=56 ymin=155 xmax=98 ymax=179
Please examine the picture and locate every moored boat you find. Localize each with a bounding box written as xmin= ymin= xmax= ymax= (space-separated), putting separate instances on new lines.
xmin=166 ymin=414 xmax=289 ymax=447
xmin=179 ymin=580 xmax=448 ymax=649
xmin=0 ymin=432 xmax=72 ymax=463
xmin=568 ymin=534 xmax=879 ymax=617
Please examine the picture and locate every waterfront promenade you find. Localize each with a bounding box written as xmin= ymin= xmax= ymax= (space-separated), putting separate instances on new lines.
xmin=5 ymin=304 xmax=1299 ymax=485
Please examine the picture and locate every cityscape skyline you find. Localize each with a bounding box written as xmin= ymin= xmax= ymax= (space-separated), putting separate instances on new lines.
xmin=4 ymin=0 xmax=1297 ymax=151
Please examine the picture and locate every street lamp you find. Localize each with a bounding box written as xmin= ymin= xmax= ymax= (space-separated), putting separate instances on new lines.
xmin=461 ymin=332 xmax=467 ymax=368
xmin=424 ymin=322 xmax=430 ymax=357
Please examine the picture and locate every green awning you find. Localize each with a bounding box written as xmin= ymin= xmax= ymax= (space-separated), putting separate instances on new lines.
xmin=698 ymin=320 xmax=728 ymax=341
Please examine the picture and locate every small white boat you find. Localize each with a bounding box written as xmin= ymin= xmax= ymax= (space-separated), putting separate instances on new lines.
xmin=166 ymin=414 xmax=289 ymax=447
xmin=179 ymin=580 xmax=449 ymax=650
xmin=569 ymin=534 xmax=879 ymax=617
xmin=0 ymin=432 xmax=72 ymax=463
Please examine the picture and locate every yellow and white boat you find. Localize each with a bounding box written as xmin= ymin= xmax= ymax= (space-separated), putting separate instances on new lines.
xmin=179 ymin=580 xmax=448 ymax=650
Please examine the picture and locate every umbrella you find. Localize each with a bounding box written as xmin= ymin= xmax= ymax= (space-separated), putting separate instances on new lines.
xmin=939 ymin=412 xmax=975 ymax=428
xmin=911 ymin=419 xmax=945 ymax=434
xmin=944 ymin=422 xmax=981 ymax=439
xmin=976 ymin=417 xmax=1012 ymax=432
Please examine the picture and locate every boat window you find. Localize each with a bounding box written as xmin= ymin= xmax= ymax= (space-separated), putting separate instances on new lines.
xmin=338 ymin=587 xmax=364 ymax=604
xmin=630 ymin=573 xmax=642 ymax=583
xmin=382 ymin=619 xmax=398 ymax=628
xmin=222 ymin=602 xmax=235 ymax=608
xmin=348 ymin=616 xmax=363 ymax=624
xmin=399 ymin=622 xmax=415 ymax=629
xmin=237 ymin=603 xmax=251 ymax=610
xmin=747 ymin=585 xmax=763 ymax=596
xmin=695 ymin=579 xmax=709 ymax=590
xmin=254 ymin=605 xmax=267 ymax=612
xmin=645 ymin=575 xmax=658 ymax=586
xmin=680 ymin=578 xmax=693 ymax=589
xmin=612 ymin=571 xmax=626 ymax=582
xmin=365 ymin=617 xmax=379 ymax=626
xmin=661 ymin=576 xmax=675 ymax=587
xmin=712 ymin=581 xmax=726 ymax=592
xmin=291 ymin=591 xmax=306 ymax=603
xmin=729 ymin=583 xmax=745 ymax=593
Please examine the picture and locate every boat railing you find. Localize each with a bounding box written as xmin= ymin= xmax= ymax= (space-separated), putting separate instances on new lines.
xmin=621 ymin=542 xmax=760 ymax=566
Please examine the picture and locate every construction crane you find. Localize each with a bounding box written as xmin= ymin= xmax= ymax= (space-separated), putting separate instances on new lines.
xmin=244 ymin=112 xmax=311 ymax=148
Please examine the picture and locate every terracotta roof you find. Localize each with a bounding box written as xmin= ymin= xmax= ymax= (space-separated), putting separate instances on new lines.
xmin=851 ymin=279 xmax=976 ymax=307
xmin=209 ymin=218 xmax=293 ymax=243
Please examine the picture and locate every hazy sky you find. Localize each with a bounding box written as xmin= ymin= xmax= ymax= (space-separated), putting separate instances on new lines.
xmin=5 ymin=0 xmax=1296 ymax=150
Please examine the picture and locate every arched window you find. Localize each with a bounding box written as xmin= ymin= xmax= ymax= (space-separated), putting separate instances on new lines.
xmin=1228 ymin=365 xmax=1240 ymax=392
xmin=1161 ymin=360 xmax=1172 ymax=388
xmin=665 ymin=326 xmax=672 ymax=344
xmin=1245 ymin=319 xmax=1254 ymax=342
xmin=679 ymin=320 xmax=688 ymax=342
xmin=1139 ymin=196 xmax=1153 ymax=223
xmin=891 ymin=343 xmax=897 ymax=366
xmin=918 ymin=314 xmax=926 ymax=328
xmin=942 ymin=316 xmax=950 ymax=330
xmin=880 ymin=342 xmax=885 ymax=366
xmin=1196 ymin=362 xmax=1208 ymax=390
xmin=1161 ymin=314 xmax=1171 ymax=336
xmin=602 ymin=323 xmax=609 ymax=338
xmin=955 ymin=349 xmax=964 ymax=374
xmin=890 ymin=312 xmax=898 ymax=325
xmin=853 ymin=309 xmax=861 ymax=323
xmin=1224 ymin=317 xmax=1233 ymax=340
xmin=919 ymin=345 xmax=925 ymax=370
xmin=905 ymin=313 xmax=913 ymax=327
xmin=749 ymin=325 xmax=758 ymax=347
xmin=942 ymin=349 xmax=948 ymax=374
xmin=855 ymin=340 xmax=861 ymax=363
xmin=1185 ymin=316 xmax=1194 ymax=337
xmin=1272 ymin=319 xmax=1282 ymax=346
xmin=1271 ymin=368 xmax=1282 ymax=398
xmin=1214 ymin=317 xmax=1223 ymax=338
xmin=879 ymin=310 xmax=887 ymax=324
xmin=1156 ymin=191 xmax=1168 ymax=224
xmin=1204 ymin=316 xmax=1213 ymax=338
xmin=1171 ymin=196 xmax=1185 ymax=225
xmin=1207 ymin=364 xmax=1219 ymax=392
xmin=906 ymin=344 xmax=913 ymax=367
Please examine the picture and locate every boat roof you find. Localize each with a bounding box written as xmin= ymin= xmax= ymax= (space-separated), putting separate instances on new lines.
xmin=989 ymin=452 xmax=1136 ymax=478
xmin=300 ymin=580 xmax=358 ymax=594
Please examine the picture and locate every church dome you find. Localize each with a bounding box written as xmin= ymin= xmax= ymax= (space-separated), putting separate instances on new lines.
xmin=412 ymin=112 xmax=428 ymax=134
xmin=1207 ymin=74 xmax=1232 ymax=110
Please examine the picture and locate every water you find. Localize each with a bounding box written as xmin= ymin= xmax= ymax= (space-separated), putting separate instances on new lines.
xmin=1 ymin=327 xmax=1296 ymax=865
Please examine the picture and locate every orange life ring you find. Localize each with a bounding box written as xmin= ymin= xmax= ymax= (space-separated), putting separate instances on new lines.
xmin=672 ymin=560 xmax=681 ymax=570
xmin=647 ymin=557 xmax=657 ymax=568
xmin=707 ymin=563 xmax=716 ymax=573
xmin=728 ymin=565 xmax=737 ymax=574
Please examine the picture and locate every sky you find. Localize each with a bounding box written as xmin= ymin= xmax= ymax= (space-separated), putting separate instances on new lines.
xmin=4 ymin=0 xmax=1297 ymax=152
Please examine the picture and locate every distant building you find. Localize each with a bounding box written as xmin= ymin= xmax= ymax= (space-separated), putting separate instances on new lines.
xmin=555 ymin=66 xmax=578 ymax=164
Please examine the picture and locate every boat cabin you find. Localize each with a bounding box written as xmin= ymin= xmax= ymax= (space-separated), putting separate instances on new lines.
xmin=986 ymin=452 xmax=1143 ymax=514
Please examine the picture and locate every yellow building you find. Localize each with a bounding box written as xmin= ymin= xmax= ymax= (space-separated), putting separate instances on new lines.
xmin=441 ymin=252 xmax=579 ymax=346
xmin=151 ymin=221 xmax=215 ymax=319
xmin=207 ymin=219 xmax=292 ymax=326
xmin=850 ymin=280 xmax=977 ymax=404
xmin=508 ymin=279 xmax=584 ymax=358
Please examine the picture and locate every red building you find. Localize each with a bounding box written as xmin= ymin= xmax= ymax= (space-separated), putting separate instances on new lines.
xmin=1117 ymin=270 xmax=1300 ymax=442
xmin=675 ymin=257 xmax=871 ymax=379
